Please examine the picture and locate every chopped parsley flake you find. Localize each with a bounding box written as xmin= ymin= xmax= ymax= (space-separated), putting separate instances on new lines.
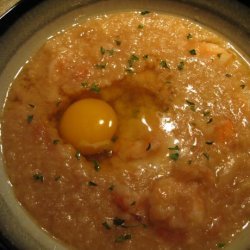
xmin=203 ymin=111 xmax=211 ymax=116
xmin=53 ymin=139 xmax=60 ymax=145
xmin=128 ymin=54 xmax=139 ymax=67
xmin=95 ymin=63 xmax=106 ymax=69
xmin=93 ymin=159 xmax=100 ymax=171
xmin=75 ymin=151 xmax=81 ymax=160
xmin=90 ymin=83 xmax=101 ymax=93
xmin=206 ymin=141 xmax=214 ymax=145
xmin=168 ymin=145 xmax=179 ymax=150
xmin=177 ymin=61 xmax=185 ymax=70
xmin=217 ymin=243 xmax=226 ymax=248
xmin=146 ymin=143 xmax=151 ymax=151
xmin=33 ymin=173 xmax=44 ymax=182
xmin=168 ymin=145 xmax=179 ymax=161
xmin=187 ymin=33 xmax=192 ymax=39
xmin=203 ymin=152 xmax=210 ymax=160
xmin=189 ymin=49 xmax=197 ymax=55
xmin=113 ymin=217 xmax=125 ymax=227
xmin=28 ymin=104 xmax=35 ymax=108
xmin=160 ymin=60 xmax=169 ymax=69
xmin=102 ymin=221 xmax=111 ymax=230
xmin=81 ymin=81 xmax=88 ymax=88
xmin=27 ymin=115 xmax=34 ymax=124
xmin=169 ymin=152 xmax=179 ymax=161
xmin=115 ymin=234 xmax=131 ymax=243
xmin=125 ymin=68 xmax=134 ymax=74
xmin=130 ymin=201 xmax=136 ymax=206
xmin=140 ymin=10 xmax=150 ymax=15
xmin=207 ymin=118 xmax=213 ymax=124
xmin=114 ymin=40 xmax=121 ymax=46
xmin=186 ymin=100 xmax=196 ymax=111
xmin=138 ymin=24 xmax=144 ymax=29
xmin=88 ymin=181 xmax=97 ymax=186
xmin=100 ymin=46 xmax=105 ymax=55
xmin=107 ymin=49 xmax=114 ymax=56
xmin=111 ymin=135 xmax=118 ymax=142
xmin=54 ymin=176 xmax=61 ymax=181
xmin=143 ymin=54 xmax=149 ymax=60
xmin=108 ymin=184 xmax=114 ymax=191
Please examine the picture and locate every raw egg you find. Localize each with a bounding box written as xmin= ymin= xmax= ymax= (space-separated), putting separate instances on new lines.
xmin=59 ymin=98 xmax=118 ymax=155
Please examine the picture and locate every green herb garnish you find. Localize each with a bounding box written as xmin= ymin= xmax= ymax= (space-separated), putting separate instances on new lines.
xmin=138 ymin=24 xmax=144 ymax=29
xmin=130 ymin=201 xmax=136 ymax=206
xmin=81 ymin=81 xmax=88 ymax=88
xmin=140 ymin=10 xmax=150 ymax=15
xmin=113 ymin=217 xmax=125 ymax=227
xmin=54 ymin=176 xmax=61 ymax=181
xmin=143 ymin=54 xmax=149 ymax=60
xmin=75 ymin=151 xmax=81 ymax=160
xmin=107 ymin=49 xmax=114 ymax=56
xmin=100 ymin=46 xmax=105 ymax=55
xmin=168 ymin=145 xmax=179 ymax=150
xmin=88 ymin=181 xmax=97 ymax=186
xmin=216 ymin=243 xmax=226 ymax=248
xmin=102 ymin=221 xmax=111 ymax=230
xmin=186 ymin=100 xmax=195 ymax=111
xmin=93 ymin=159 xmax=100 ymax=171
xmin=33 ymin=173 xmax=44 ymax=182
xmin=28 ymin=104 xmax=35 ymax=108
xmin=169 ymin=153 xmax=179 ymax=161
xmin=146 ymin=143 xmax=151 ymax=151
xmin=207 ymin=118 xmax=213 ymax=124
xmin=187 ymin=33 xmax=192 ymax=39
xmin=115 ymin=234 xmax=131 ymax=243
xmin=53 ymin=139 xmax=60 ymax=145
xmin=203 ymin=152 xmax=209 ymax=160
xmin=27 ymin=115 xmax=34 ymax=124
xmin=125 ymin=68 xmax=134 ymax=74
xmin=95 ymin=63 xmax=106 ymax=69
xmin=177 ymin=61 xmax=185 ymax=70
xmin=128 ymin=54 xmax=139 ymax=67
xmin=108 ymin=184 xmax=114 ymax=191
xmin=90 ymin=83 xmax=101 ymax=93
xmin=160 ymin=60 xmax=169 ymax=69
xmin=206 ymin=141 xmax=214 ymax=145
xmin=111 ymin=135 xmax=118 ymax=142
xmin=203 ymin=111 xmax=211 ymax=116
xmin=189 ymin=49 xmax=197 ymax=55
xmin=115 ymin=40 xmax=121 ymax=46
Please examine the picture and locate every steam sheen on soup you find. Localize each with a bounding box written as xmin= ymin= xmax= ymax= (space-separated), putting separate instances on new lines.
xmin=2 ymin=11 xmax=250 ymax=250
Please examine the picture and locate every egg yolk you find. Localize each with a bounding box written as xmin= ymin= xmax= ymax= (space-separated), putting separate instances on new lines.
xmin=59 ymin=98 xmax=118 ymax=155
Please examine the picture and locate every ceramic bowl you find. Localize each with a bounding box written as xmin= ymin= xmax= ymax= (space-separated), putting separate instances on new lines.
xmin=0 ymin=0 xmax=249 ymax=249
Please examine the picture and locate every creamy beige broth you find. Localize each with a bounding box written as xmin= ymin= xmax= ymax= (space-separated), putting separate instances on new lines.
xmin=2 ymin=11 xmax=250 ymax=250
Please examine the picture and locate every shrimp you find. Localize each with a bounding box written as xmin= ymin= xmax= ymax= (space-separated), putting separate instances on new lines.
xmin=196 ymin=42 xmax=234 ymax=65
xmin=148 ymin=177 xmax=206 ymax=231
xmin=213 ymin=118 xmax=235 ymax=144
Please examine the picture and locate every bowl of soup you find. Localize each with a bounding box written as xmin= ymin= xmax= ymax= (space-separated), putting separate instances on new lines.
xmin=0 ymin=0 xmax=249 ymax=249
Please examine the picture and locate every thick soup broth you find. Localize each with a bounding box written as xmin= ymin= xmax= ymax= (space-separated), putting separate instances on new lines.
xmin=2 ymin=12 xmax=250 ymax=250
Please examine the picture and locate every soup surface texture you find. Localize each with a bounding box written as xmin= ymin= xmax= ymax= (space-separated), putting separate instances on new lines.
xmin=2 ymin=11 xmax=250 ymax=250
